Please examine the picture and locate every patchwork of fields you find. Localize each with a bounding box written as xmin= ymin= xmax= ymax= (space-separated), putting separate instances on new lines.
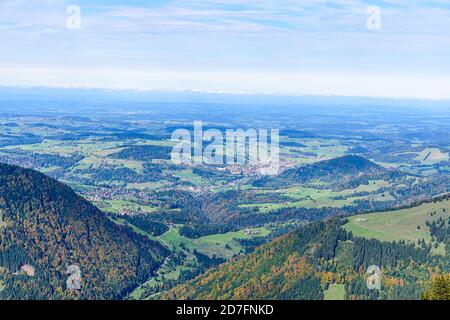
xmin=1 ymin=101 xmax=449 ymax=299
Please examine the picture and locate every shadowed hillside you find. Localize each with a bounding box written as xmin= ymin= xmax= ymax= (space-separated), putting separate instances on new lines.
xmin=0 ymin=163 xmax=169 ymax=300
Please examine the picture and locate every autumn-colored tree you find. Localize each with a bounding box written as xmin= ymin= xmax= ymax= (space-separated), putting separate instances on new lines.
xmin=421 ymin=275 xmax=450 ymax=300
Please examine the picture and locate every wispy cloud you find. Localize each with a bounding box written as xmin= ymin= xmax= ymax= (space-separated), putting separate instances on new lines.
xmin=0 ymin=0 xmax=450 ymax=99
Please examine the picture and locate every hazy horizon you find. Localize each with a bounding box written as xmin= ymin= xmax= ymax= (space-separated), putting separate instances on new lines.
xmin=2 ymin=85 xmax=450 ymax=106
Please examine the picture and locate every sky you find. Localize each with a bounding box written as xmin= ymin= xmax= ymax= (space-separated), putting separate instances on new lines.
xmin=0 ymin=0 xmax=450 ymax=99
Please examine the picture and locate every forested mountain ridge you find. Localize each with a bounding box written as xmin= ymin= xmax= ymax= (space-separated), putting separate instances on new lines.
xmin=162 ymin=214 xmax=449 ymax=300
xmin=0 ymin=163 xmax=169 ymax=300
xmin=254 ymin=155 xmax=390 ymax=188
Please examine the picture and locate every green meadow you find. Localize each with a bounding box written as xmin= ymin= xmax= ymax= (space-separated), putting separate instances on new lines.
xmin=344 ymin=199 xmax=450 ymax=253
xmin=160 ymin=226 xmax=270 ymax=259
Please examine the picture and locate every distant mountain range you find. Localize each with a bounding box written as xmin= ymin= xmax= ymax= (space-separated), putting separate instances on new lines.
xmin=0 ymin=163 xmax=168 ymax=300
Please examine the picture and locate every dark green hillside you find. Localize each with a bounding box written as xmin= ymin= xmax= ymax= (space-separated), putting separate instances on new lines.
xmin=111 ymin=145 xmax=172 ymax=161
xmin=316 ymin=155 xmax=383 ymax=173
xmin=254 ymin=155 xmax=387 ymax=188
xmin=0 ymin=163 xmax=168 ymax=300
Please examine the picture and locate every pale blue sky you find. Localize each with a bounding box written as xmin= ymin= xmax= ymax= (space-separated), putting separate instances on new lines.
xmin=1 ymin=0 xmax=450 ymax=99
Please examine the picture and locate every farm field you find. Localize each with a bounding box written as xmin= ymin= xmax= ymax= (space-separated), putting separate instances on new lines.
xmin=240 ymin=180 xmax=394 ymax=213
xmin=415 ymin=148 xmax=449 ymax=165
xmin=100 ymin=200 xmax=159 ymax=214
xmin=160 ymin=226 xmax=271 ymax=259
xmin=324 ymin=284 xmax=346 ymax=300
xmin=344 ymin=199 xmax=450 ymax=249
